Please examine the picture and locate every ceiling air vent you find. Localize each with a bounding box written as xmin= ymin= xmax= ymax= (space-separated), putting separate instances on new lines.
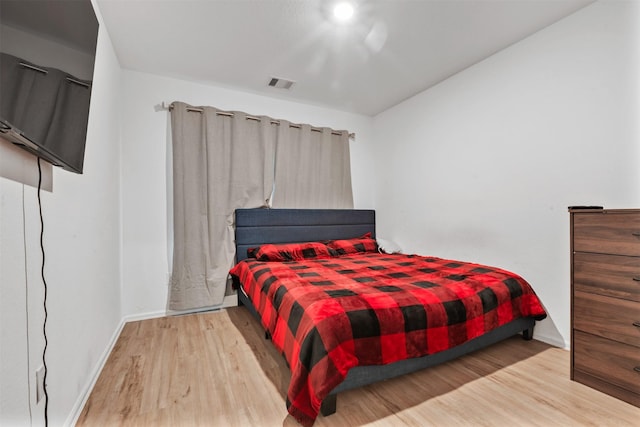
xmin=268 ymin=77 xmax=295 ymax=90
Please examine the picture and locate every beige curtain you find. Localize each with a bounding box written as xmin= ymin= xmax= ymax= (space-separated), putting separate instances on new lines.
xmin=272 ymin=122 xmax=353 ymax=208
xmin=169 ymin=102 xmax=276 ymax=310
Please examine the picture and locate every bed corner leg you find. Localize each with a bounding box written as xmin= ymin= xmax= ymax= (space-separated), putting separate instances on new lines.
xmin=320 ymin=394 xmax=337 ymax=416
xmin=522 ymin=326 xmax=534 ymax=341
xmin=233 ymin=277 xmax=243 ymax=306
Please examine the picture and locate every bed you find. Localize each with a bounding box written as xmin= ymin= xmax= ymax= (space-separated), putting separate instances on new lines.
xmin=230 ymin=208 xmax=546 ymax=426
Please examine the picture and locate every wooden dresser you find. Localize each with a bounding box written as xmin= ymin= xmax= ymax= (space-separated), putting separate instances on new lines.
xmin=569 ymin=208 xmax=640 ymax=407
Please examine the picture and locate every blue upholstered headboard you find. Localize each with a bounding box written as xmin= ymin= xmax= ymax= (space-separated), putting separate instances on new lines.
xmin=234 ymin=208 xmax=376 ymax=262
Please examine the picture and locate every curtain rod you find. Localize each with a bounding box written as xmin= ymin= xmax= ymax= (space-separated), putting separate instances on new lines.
xmin=159 ymin=101 xmax=355 ymax=140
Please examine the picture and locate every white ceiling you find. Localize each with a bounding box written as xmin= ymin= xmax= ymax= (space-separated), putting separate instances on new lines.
xmin=96 ymin=0 xmax=593 ymax=116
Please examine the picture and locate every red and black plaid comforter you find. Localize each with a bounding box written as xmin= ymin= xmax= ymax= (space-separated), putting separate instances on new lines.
xmin=230 ymin=252 xmax=546 ymax=426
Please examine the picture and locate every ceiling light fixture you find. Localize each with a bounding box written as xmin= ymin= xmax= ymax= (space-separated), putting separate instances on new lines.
xmin=333 ymin=2 xmax=354 ymax=22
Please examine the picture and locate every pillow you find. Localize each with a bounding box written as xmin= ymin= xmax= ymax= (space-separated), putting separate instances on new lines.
xmin=253 ymin=241 xmax=333 ymax=262
xmin=326 ymin=233 xmax=378 ymax=255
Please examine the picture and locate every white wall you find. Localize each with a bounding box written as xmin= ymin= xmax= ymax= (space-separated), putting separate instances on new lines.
xmin=119 ymin=70 xmax=375 ymax=317
xmin=371 ymin=0 xmax=640 ymax=348
xmin=0 ymin=4 xmax=123 ymax=425
xmin=4 ymin=2 xmax=636 ymax=424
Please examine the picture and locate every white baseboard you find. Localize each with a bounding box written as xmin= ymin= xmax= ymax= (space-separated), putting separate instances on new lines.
xmin=64 ymin=309 xmax=168 ymax=426
xmin=64 ymin=294 xmax=243 ymax=425
xmin=65 ymin=316 xmax=127 ymax=427
xmin=533 ymin=333 xmax=568 ymax=350
xmin=163 ymin=294 xmax=238 ymax=317
xmin=122 ymin=309 xmax=168 ymax=323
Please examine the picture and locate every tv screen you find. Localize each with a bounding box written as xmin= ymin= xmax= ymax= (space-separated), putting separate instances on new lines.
xmin=0 ymin=0 xmax=99 ymax=174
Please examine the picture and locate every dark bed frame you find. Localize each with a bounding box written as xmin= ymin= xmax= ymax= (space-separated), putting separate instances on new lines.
xmin=234 ymin=208 xmax=535 ymax=416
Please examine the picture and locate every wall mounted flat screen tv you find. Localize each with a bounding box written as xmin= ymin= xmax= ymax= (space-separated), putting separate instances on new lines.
xmin=0 ymin=0 xmax=99 ymax=174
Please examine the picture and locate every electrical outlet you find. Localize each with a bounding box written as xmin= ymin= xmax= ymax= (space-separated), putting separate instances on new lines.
xmin=36 ymin=365 xmax=45 ymax=403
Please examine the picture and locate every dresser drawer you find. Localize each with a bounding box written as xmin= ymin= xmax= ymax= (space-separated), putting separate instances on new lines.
xmin=574 ymin=291 xmax=640 ymax=347
xmin=573 ymin=212 xmax=640 ymax=256
xmin=573 ymin=252 xmax=640 ymax=302
xmin=573 ymin=331 xmax=640 ymax=395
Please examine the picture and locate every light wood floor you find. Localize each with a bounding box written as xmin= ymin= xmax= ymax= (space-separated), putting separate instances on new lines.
xmin=77 ymin=308 xmax=640 ymax=426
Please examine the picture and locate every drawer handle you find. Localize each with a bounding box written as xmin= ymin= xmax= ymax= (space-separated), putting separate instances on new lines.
xmin=634 ymin=277 xmax=640 ymax=282
xmin=634 ymin=321 xmax=640 ymax=328
xmin=633 ymin=232 xmax=640 ymax=237
xmin=635 ymin=366 xmax=640 ymax=373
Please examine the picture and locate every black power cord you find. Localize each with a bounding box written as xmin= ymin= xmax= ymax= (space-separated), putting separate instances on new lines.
xmin=37 ymin=158 xmax=49 ymax=426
